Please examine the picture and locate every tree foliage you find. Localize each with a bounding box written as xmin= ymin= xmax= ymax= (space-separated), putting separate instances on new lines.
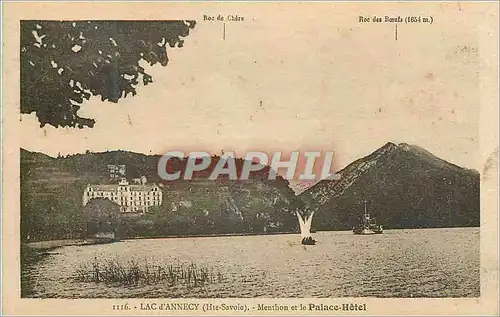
xmin=83 ymin=198 xmax=121 ymax=236
xmin=21 ymin=20 xmax=196 ymax=128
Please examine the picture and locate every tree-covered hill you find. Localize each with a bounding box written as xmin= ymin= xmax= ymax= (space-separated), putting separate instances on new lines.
xmin=20 ymin=149 xmax=301 ymax=241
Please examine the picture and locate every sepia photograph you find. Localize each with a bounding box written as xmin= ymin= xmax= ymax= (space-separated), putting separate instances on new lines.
xmin=2 ymin=1 xmax=499 ymax=316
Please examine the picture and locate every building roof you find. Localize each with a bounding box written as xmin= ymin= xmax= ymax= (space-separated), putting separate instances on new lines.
xmin=86 ymin=183 xmax=159 ymax=192
xmin=86 ymin=185 xmax=117 ymax=192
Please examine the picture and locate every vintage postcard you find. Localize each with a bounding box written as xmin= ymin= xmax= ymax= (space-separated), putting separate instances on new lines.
xmin=2 ymin=1 xmax=499 ymax=316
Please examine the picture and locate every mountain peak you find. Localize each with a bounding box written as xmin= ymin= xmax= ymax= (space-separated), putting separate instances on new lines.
xmin=383 ymin=141 xmax=398 ymax=148
xmin=398 ymin=142 xmax=412 ymax=151
xmin=370 ymin=141 xmax=398 ymax=157
xmin=299 ymin=141 xmax=480 ymax=230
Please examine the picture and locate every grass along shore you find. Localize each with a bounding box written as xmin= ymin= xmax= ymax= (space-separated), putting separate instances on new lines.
xmin=21 ymin=238 xmax=225 ymax=292
xmin=75 ymin=257 xmax=224 ymax=287
xmin=21 ymin=237 xmax=118 ymax=297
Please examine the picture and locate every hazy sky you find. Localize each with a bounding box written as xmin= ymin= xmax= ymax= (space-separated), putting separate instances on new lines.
xmin=21 ymin=6 xmax=481 ymax=174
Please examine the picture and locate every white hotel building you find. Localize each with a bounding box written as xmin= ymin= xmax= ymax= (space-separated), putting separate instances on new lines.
xmin=83 ymin=178 xmax=162 ymax=213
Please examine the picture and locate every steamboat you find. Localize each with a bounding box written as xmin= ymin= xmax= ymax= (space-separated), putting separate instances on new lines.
xmin=353 ymin=200 xmax=383 ymax=235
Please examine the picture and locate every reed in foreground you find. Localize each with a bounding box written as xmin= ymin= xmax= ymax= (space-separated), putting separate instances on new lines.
xmin=75 ymin=257 xmax=224 ymax=287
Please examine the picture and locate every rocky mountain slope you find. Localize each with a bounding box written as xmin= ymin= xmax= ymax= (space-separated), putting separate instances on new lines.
xmin=299 ymin=142 xmax=480 ymax=230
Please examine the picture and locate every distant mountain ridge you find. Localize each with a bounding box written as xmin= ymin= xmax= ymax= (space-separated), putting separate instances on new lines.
xmin=21 ymin=142 xmax=480 ymax=241
xmin=300 ymin=142 xmax=480 ymax=230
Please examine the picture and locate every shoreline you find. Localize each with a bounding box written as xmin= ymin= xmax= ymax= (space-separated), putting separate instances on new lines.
xmin=126 ymin=230 xmax=299 ymax=240
xmin=22 ymin=225 xmax=480 ymax=248
xmin=24 ymin=237 xmax=118 ymax=250
xmin=22 ymin=232 xmax=299 ymax=250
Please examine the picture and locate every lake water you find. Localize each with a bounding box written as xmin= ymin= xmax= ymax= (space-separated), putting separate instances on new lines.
xmin=24 ymin=228 xmax=480 ymax=298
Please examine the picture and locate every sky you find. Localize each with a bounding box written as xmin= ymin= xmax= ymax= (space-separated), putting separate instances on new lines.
xmin=20 ymin=6 xmax=482 ymax=191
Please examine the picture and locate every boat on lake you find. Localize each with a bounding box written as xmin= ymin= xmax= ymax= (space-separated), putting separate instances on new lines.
xmin=296 ymin=211 xmax=316 ymax=245
xmin=353 ymin=200 xmax=383 ymax=235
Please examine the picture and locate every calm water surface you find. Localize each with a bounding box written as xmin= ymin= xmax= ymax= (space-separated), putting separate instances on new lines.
xmin=25 ymin=228 xmax=479 ymax=298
